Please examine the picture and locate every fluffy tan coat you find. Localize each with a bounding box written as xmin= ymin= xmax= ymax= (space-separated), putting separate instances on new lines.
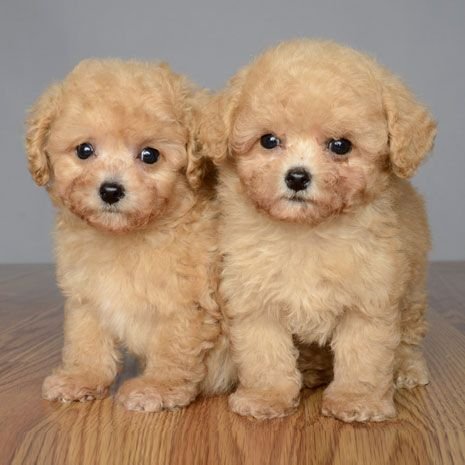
xmin=198 ymin=39 xmax=436 ymax=422
xmin=26 ymin=60 xmax=220 ymax=412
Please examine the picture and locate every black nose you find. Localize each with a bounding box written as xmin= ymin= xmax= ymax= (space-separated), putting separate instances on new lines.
xmin=99 ymin=182 xmax=125 ymax=204
xmin=285 ymin=167 xmax=311 ymax=192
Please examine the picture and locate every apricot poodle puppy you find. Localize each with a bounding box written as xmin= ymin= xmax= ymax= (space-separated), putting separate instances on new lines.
xmin=199 ymin=39 xmax=436 ymax=422
xmin=25 ymin=59 xmax=220 ymax=412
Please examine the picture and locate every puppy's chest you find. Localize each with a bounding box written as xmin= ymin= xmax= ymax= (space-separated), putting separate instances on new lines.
xmin=92 ymin=252 xmax=167 ymax=310
xmin=58 ymin=235 xmax=198 ymax=337
xmin=226 ymin=228 xmax=355 ymax=293
xmin=223 ymin=224 xmax=377 ymax=339
xmin=265 ymin=242 xmax=349 ymax=314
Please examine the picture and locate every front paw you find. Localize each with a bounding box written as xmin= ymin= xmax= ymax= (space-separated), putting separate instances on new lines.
xmin=322 ymin=387 xmax=396 ymax=423
xmin=229 ymin=387 xmax=299 ymax=420
xmin=42 ymin=372 xmax=110 ymax=402
xmin=116 ymin=377 xmax=198 ymax=413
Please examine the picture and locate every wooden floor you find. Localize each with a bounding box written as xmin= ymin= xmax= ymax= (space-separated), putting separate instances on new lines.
xmin=1 ymin=263 xmax=464 ymax=465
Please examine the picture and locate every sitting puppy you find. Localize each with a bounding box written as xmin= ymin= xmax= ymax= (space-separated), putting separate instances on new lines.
xmin=198 ymin=40 xmax=436 ymax=422
xmin=25 ymin=59 xmax=220 ymax=412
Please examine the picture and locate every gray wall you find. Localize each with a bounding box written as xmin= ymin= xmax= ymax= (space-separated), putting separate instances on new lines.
xmin=1 ymin=0 xmax=464 ymax=263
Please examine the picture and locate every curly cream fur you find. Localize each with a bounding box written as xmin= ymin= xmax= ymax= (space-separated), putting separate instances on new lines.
xmin=26 ymin=59 xmax=221 ymax=412
xmin=199 ymin=39 xmax=436 ymax=422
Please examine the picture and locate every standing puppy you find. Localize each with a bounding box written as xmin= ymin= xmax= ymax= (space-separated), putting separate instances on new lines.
xmin=199 ymin=40 xmax=436 ymax=422
xmin=26 ymin=60 xmax=219 ymax=412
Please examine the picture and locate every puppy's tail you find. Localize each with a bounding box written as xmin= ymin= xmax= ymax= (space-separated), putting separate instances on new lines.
xmin=201 ymin=332 xmax=237 ymax=395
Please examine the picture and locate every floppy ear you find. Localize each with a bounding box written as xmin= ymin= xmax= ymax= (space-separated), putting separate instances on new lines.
xmin=196 ymin=69 xmax=248 ymax=169
xmin=186 ymin=90 xmax=213 ymax=189
xmin=186 ymin=137 xmax=205 ymax=190
xmin=383 ymin=75 xmax=437 ymax=178
xmin=25 ymin=83 xmax=62 ymax=186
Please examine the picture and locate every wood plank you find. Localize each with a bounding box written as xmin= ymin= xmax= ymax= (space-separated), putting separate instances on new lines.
xmin=0 ymin=263 xmax=464 ymax=465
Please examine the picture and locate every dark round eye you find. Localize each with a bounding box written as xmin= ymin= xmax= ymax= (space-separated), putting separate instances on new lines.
xmin=76 ymin=142 xmax=94 ymax=159
xmin=260 ymin=133 xmax=281 ymax=150
xmin=139 ymin=147 xmax=160 ymax=164
xmin=328 ymin=138 xmax=352 ymax=155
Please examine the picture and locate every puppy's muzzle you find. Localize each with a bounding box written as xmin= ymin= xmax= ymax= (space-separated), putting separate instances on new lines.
xmin=99 ymin=182 xmax=125 ymax=205
xmin=285 ymin=167 xmax=311 ymax=192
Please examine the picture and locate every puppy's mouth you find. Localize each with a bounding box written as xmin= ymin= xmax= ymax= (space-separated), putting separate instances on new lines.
xmin=101 ymin=204 xmax=122 ymax=213
xmin=282 ymin=195 xmax=311 ymax=204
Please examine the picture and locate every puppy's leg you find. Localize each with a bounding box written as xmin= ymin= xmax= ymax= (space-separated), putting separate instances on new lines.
xmin=395 ymin=276 xmax=429 ymax=389
xmin=116 ymin=311 xmax=218 ymax=412
xmin=43 ymin=299 xmax=119 ymax=402
xmin=228 ymin=314 xmax=302 ymax=420
xmin=322 ymin=310 xmax=399 ymax=422
xmin=201 ymin=332 xmax=238 ymax=395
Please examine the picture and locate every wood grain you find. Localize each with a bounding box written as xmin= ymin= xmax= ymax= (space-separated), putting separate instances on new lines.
xmin=1 ymin=263 xmax=464 ymax=465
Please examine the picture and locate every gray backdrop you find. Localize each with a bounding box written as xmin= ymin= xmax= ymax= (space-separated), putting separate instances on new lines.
xmin=1 ymin=0 xmax=464 ymax=263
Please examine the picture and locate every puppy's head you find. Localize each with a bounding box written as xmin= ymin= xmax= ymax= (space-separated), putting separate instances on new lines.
xmin=200 ymin=40 xmax=436 ymax=225
xmin=26 ymin=59 xmax=204 ymax=232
